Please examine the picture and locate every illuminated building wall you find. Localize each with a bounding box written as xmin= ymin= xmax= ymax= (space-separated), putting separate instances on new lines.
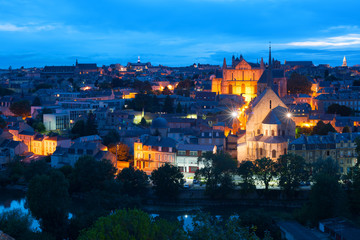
xmin=212 ymin=58 xmax=265 ymax=102
xmin=134 ymin=139 xmax=176 ymax=174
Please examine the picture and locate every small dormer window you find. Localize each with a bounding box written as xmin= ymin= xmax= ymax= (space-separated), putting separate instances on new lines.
xmin=269 ymin=100 xmax=272 ymax=109
xmin=216 ymin=132 xmax=219 ymax=137
xmin=169 ymin=147 xmax=172 ymax=152
xmin=159 ymin=146 xmax=162 ymax=152
xmin=209 ymin=133 xmax=212 ymax=137
xmin=202 ymin=133 xmax=204 ymax=137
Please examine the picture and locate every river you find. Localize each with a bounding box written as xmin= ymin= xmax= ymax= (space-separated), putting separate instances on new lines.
xmin=0 ymin=188 xmax=293 ymax=233
xmin=0 ymin=189 xmax=40 ymax=231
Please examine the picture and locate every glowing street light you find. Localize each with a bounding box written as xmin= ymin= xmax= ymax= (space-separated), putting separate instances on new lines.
xmin=286 ymin=112 xmax=292 ymax=118
xmin=231 ymin=112 xmax=238 ymax=118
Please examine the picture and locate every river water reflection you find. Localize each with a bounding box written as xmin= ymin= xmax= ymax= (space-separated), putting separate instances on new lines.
xmin=0 ymin=189 xmax=292 ymax=233
xmin=0 ymin=189 xmax=40 ymax=231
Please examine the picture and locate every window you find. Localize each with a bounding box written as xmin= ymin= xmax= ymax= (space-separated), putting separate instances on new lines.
xmin=259 ymin=148 xmax=263 ymax=155
xmin=272 ymin=150 xmax=276 ymax=158
xmin=271 ymin=130 xmax=275 ymax=136
xmin=265 ymin=130 xmax=268 ymax=136
xmin=178 ymin=150 xmax=186 ymax=156
xmin=190 ymin=151 xmax=197 ymax=156
xmin=257 ymin=129 xmax=260 ymax=134
xmin=269 ymin=100 xmax=272 ymax=109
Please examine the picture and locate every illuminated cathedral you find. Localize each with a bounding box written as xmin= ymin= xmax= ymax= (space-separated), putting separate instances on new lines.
xmin=211 ymin=47 xmax=287 ymax=102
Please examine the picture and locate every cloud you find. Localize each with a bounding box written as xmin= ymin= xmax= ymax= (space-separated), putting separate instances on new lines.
xmin=0 ymin=23 xmax=58 ymax=32
xmin=323 ymin=25 xmax=359 ymax=32
xmin=0 ymin=23 xmax=27 ymax=32
xmin=285 ymin=34 xmax=360 ymax=48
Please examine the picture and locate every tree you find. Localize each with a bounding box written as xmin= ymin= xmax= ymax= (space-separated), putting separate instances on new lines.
xmin=162 ymin=86 xmax=172 ymax=95
xmin=0 ymin=209 xmax=52 ymax=240
xmin=162 ymin=95 xmax=174 ymax=113
xmin=175 ymin=79 xmax=194 ymax=97
xmin=277 ymin=154 xmax=309 ymax=195
xmin=0 ymin=87 xmax=14 ymax=96
xmin=140 ymin=117 xmax=147 ymax=126
xmin=108 ymin=143 xmax=131 ymax=162
xmin=71 ymin=120 xmax=86 ymax=138
xmin=117 ymin=166 xmax=149 ymax=197
xmin=32 ymin=96 xmax=42 ymax=106
xmin=311 ymin=120 xmax=336 ymax=135
xmin=196 ymin=151 xmax=237 ymax=198
xmin=343 ymin=126 xmax=351 ymax=133
xmin=253 ymin=157 xmax=277 ymax=192
xmin=102 ymin=129 xmax=120 ymax=146
xmin=0 ymin=117 xmax=6 ymax=129
xmin=85 ymin=112 xmax=98 ymax=136
xmin=238 ymin=161 xmax=256 ymax=193
xmin=33 ymin=121 xmax=46 ymax=133
xmin=10 ymin=100 xmax=31 ymax=118
xmin=287 ymin=72 xmax=312 ymax=94
xmin=78 ymin=209 xmax=186 ymax=240
xmin=303 ymin=173 xmax=347 ymax=225
xmin=176 ymin=102 xmax=182 ymax=113
xmin=189 ymin=212 xmax=274 ymax=240
xmin=327 ymin=103 xmax=353 ymax=116
xmin=150 ymin=163 xmax=185 ymax=200
xmin=346 ymin=164 xmax=360 ymax=215
xmin=27 ymin=170 xmax=70 ymax=238
xmin=312 ymin=157 xmax=339 ymax=180
xmin=24 ymin=159 xmax=51 ymax=181
xmin=70 ymin=155 xmax=117 ymax=193
xmin=6 ymin=159 xmax=25 ymax=184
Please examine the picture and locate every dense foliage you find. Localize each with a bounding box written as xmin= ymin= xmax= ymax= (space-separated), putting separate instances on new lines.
xmin=287 ymin=72 xmax=312 ymax=94
xmin=10 ymin=100 xmax=31 ymax=118
xmin=151 ymin=163 xmax=185 ymax=200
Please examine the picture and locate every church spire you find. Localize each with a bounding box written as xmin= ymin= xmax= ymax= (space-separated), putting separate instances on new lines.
xmin=342 ymin=56 xmax=347 ymax=67
xmin=268 ymin=42 xmax=272 ymax=68
xmin=260 ymin=57 xmax=264 ymax=69
xmin=223 ymin=57 xmax=227 ymax=69
xmin=267 ymin=43 xmax=273 ymax=88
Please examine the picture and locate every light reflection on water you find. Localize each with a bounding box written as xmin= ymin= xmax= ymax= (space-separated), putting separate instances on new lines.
xmin=0 ymin=198 xmax=40 ymax=231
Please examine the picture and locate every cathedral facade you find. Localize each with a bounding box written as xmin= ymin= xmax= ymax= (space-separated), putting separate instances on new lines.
xmin=211 ymin=55 xmax=265 ymax=102
xmin=212 ymin=52 xmax=287 ymax=102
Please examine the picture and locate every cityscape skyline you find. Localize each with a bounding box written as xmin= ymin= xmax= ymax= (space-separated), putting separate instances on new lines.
xmin=1 ymin=0 xmax=360 ymax=68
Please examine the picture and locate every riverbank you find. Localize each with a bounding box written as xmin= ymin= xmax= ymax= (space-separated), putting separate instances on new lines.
xmin=142 ymin=188 xmax=309 ymax=209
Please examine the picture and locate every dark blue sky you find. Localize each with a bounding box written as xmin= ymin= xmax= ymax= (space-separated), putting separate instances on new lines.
xmin=1 ymin=0 xmax=360 ymax=68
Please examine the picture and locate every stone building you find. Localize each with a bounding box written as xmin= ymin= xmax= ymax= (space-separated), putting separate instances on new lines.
xmin=211 ymin=47 xmax=287 ymax=102
xmin=211 ymin=55 xmax=265 ymax=102
xmin=288 ymin=132 xmax=360 ymax=174
xmin=237 ymin=62 xmax=296 ymax=162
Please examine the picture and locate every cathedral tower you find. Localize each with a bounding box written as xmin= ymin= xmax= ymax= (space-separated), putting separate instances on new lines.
xmin=342 ymin=56 xmax=347 ymax=67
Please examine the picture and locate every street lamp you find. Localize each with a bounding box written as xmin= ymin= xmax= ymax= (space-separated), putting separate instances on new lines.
xmin=231 ymin=112 xmax=238 ymax=118
xmin=286 ymin=112 xmax=292 ymax=118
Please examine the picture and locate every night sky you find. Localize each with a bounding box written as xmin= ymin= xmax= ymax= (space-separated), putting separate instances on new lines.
xmin=1 ymin=0 xmax=359 ymax=68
